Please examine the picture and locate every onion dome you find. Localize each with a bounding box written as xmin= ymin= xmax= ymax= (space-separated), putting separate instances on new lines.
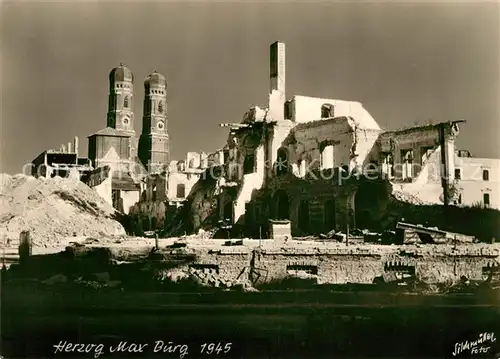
xmin=144 ymin=71 xmax=166 ymax=88
xmin=109 ymin=63 xmax=134 ymax=83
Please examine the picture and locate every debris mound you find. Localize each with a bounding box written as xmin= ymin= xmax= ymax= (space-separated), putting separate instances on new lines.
xmin=391 ymin=190 xmax=430 ymax=205
xmin=0 ymin=174 xmax=125 ymax=247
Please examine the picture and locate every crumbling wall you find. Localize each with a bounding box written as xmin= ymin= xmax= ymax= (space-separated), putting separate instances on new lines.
xmin=150 ymin=246 xmax=253 ymax=288
xmin=129 ymin=201 xmax=167 ymax=232
xmin=155 ymin=244 xmax=500 ymax=287
xmin=167 ymin=171 xmax=200 ymax=200
xmin=18 ymin=241 xmax=500 ymax=291
xmin=91 ymin=168 xmax=113 ymax=206
xmin=162 ymin=168 xmax=221 ymax=236
xmin=252 ymin=249 xmax=384 ymax=285
xmin=121 ymin=190 xmax=140 ymax=215
xmin=292 ymin=118 xmax=353 ymax=170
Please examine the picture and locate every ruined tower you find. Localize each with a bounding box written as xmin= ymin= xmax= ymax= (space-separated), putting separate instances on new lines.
xmin=269 ymin=41 xmax=286 ymax=122
xmin=138 ymin=71 xmax=170 ymax=173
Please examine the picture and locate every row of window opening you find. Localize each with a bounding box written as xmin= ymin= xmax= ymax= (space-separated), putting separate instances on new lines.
xmin=454 ymin=168 xmax=490 ymax=181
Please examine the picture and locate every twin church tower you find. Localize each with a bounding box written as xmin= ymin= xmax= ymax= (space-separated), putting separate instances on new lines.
xmin=88 ymin=63 xmax=170 ymax=174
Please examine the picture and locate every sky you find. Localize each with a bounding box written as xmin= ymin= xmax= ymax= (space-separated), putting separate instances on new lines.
xmin=1 ymin=0 xmax=499 ymax=174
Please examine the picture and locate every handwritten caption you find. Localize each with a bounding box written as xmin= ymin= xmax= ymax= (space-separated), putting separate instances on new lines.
xmin=53 ymin=340 xmax=232 ymax=358
xmin=452 ymin=332 xmax=496 ymax=356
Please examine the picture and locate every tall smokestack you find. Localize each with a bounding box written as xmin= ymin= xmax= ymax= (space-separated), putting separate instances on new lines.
xmin=74 ymin=136 xmax=79 ymax=156
xmin=269 ymin=41 xmax=286 ymax=121
xmin=67 ymin=142 xmax=72 ymax=153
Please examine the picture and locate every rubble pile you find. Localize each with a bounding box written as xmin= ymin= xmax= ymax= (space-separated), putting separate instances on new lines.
xmin=0 ymin=174 xmax=125 ymax=247
xmin=391 ymin=190 xmax=430 ymax=206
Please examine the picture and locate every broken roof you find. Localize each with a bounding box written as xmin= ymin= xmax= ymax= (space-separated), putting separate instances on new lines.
xmin=381 ymin=120 xmax=466 ymax=136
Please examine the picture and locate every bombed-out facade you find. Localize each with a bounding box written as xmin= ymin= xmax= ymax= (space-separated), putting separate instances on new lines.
xmin=29 ymin=42 xmax=499 ymax=229
xmin=132 ymin=41 xmax=498 ymax=237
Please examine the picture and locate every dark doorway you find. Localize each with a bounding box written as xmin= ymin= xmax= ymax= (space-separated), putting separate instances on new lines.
xmin=142 ymin=217 xmax=150 ymax=232
xmin=324 ymin=199 xmax=336 ymax=232
xmin=298 ymin=200 xmax=310 ymax=233
xmin=243 ymin=153 xmax=255 ymax=174
xmin=354 ymin=183 xmax=382 ymax=230
xmin=273 ymin=190 xmax=289 ymax=220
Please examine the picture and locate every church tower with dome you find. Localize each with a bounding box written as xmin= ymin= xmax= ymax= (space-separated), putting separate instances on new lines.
xmin=87 ymin=63 xmax=141 ymax=170
xmin=138 ymin=71 xmax=170 ymax=173
xmin=107 ymin=63 xmax=135 ymax=134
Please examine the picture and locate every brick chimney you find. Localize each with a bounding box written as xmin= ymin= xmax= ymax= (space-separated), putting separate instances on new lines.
xmin=268 ymin=41 xmax=286 ymax=122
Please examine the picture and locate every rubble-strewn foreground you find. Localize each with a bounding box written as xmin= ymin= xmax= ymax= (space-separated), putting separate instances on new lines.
xmin=0 ymin=174 xmax=125 ymax=247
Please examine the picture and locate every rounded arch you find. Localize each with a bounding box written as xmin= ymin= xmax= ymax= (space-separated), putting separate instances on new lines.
xmin=273 ymin=189 xmax=290 ymax=220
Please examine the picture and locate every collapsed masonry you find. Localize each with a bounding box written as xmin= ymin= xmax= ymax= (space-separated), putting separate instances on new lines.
xmin=0 ymin=174 xmax=125 ymax=248
xmin=21 ymin=240 xmax=500 ymax=291
xmin=130 ymin=41 xmax=499 ymax=241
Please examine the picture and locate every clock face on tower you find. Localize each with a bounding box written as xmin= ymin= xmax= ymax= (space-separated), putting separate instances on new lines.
xmin=157 ymin=121 xmax=164 ymax=130
xmin=122 ymin=117 xmax=130 ymax=127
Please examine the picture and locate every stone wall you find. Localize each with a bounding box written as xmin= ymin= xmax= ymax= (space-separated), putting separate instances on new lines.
xmin=150 ymin=243 xmax=500 ymax=288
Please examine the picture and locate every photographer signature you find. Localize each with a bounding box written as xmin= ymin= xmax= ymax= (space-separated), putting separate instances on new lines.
xmin=452 ymin=332 xmax=496 ymax=356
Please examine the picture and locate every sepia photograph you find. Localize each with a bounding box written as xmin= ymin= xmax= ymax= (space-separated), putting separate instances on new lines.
xmin=1 ymin=0 xmax=500 ymax=358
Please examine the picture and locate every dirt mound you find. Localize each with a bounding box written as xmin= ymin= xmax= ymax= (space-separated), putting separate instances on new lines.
xmin=0 ymin=174 xmax=125 ymax=247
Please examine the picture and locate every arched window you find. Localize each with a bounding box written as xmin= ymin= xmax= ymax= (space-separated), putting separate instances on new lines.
xmin=123 ymin=96 xmax=129 ymax=108
xmin=483 ymin=169 xmax=489 ymax=181
xmin=158 ymin=101 xmax=164 ymax=113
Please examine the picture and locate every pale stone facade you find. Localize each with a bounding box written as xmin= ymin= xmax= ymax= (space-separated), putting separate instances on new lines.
xmin=454 ymin=155 xmax=500 ymax=209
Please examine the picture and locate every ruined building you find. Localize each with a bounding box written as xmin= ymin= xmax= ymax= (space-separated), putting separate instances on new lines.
xmin=30 ymin=43 xmax=499 ymax=230
xmin=134 ymin=41 xmax=498 ymax=237
xmin=31 ymin=136 xmax=92 ymax=180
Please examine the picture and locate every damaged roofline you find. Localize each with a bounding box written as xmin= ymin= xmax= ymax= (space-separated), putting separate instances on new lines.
xmin=382 ymin=119 xmax=466 ymax=135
